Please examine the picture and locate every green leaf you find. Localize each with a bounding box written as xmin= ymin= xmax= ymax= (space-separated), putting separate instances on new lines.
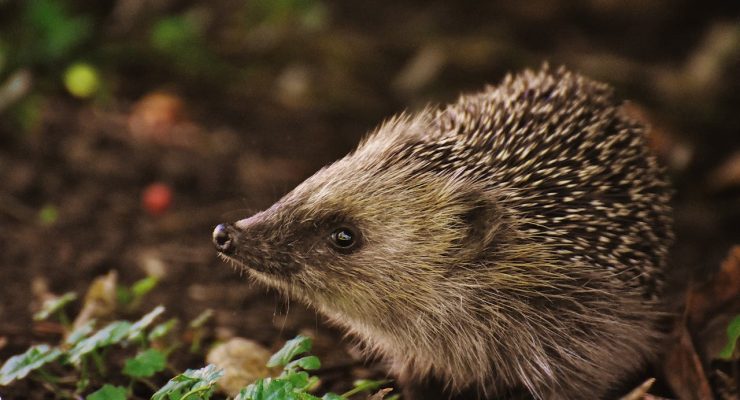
xmin=127 ymin=305 xmax=165 ymax=341
xmin=246 ymin=0 xmax=326 ymax=29
xmin=0 ymin=344 xmax=62 ymax=385
xmin=235 ymin=379 xmax=262 ymax=400
xmin=34 ymin=292 xmax=77 ymax=321
xmin=116 ymin=285 xmax=133 ymax=306
xmin=38 ymin=204 xmax=59 ymax=225
xmin=150 ymin=16 xmax=201 ymax=53
xmin=12 ymin=94 xmax=44 ymax=133
xmin=65 ymin=319 xmax=96 ymax=345
xmin=286 ymin=355 xmax=320 ymax=372
xmin=237 ymin=377 xmax=293 ymax=400
xmin=341 ymin=379 xmax=390 ymax=398
xmin=151 ymin=364 xmax=223 ymax=400
xmin=302 ymin=375 xmax=320 ymax=393
xmin=148 ymin=318 xmax=178 ymax=341
xmin=86 ymin=384 xmax=126 ymax=400
xmin=185 ymin=364 xmax=223 ymax=385
xmin=284 ymin=370 xmax=309 ymax=389
xmin=188 ymin=309 xmax=213 ymax=329
xmin=131 ymin=276 xmax=159 ymax=299
xmin=67 ymin=321 xmax=132 ymax=364
xmin=267 ymin=336 xmax=312 ymax=368
xmin=23 ymin=0 xmax=92 ymax=62
xmin=321 ymin=394 xmax=344 ymax=400
xmin=718 ymin=314 xmax=740 ymax=360
xmin=238 ymin=374 xmax=324 ymax=400
xmin=297 ymin=393 xmax=323 ymax=400
xmin=123 ymin=349 xmax=166 ymax=378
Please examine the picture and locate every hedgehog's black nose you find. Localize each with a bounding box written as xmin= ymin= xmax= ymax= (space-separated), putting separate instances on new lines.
xmin=213 ymin=223 xmax=234 ymax=254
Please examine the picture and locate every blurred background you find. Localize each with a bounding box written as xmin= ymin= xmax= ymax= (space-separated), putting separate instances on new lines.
xmin=1 ymin=0 xmax=739 ymax=398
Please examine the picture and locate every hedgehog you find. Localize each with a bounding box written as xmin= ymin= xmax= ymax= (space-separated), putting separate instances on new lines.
xmin=212 ymin=66 xmax=673 ymax=399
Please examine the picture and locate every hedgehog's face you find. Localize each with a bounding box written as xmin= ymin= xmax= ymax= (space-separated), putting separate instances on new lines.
xmin=212 ymin=199 xmax=369 ymax=298
xmin=213 ymin=155 xmax=503 ymax=326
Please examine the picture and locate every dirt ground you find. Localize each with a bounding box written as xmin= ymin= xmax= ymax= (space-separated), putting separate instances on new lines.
xmin=1 ymin=1 xmax=739 ymax=398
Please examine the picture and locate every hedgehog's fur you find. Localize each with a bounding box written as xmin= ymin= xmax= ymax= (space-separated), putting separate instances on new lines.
xmin=216 ymin=66 xmax=673 ymax=399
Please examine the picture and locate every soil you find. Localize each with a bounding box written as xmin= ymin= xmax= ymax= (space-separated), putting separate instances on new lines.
xmin=1 ymin=1 xmax=739 ymax=398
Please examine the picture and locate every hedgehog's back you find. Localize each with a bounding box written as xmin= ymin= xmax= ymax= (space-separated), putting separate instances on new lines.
xmin=386 ymin=66 xmax=673 ymax=298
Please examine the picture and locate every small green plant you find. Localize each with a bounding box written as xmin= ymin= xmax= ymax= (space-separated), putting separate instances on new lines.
xmin=245 ymin=0 xmax=329 ymax=31
xmin=0 ymin=276 xmax=394 ymax=399
xmin=148 ymin=335 xmax=393 ymax=400
xmin=233 ymin=335 xmax=392 ymax=400
xmin=718 ymin=314 xmax=740 ymax=360
xmin=152 ymin=364 xmax=224 ymax=400
xmin=0 ymin=276 xmax=177 ymax=398
xmin=1 ymin=303 xmax=168 ymax=396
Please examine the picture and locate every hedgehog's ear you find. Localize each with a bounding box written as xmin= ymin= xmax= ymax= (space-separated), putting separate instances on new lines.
xmin=456 ymin=192 xmax=504 ymax=258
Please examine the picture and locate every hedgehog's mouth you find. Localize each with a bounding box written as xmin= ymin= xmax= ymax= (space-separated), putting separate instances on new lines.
xmin=218 ymin=252 xmax=296 ymax=293
xmin=217 ymin=252 xmax=248 ymax=272
xmin=218 ymin=251 xmax=272 ymax=276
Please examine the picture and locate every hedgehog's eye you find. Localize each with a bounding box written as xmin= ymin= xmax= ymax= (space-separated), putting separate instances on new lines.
xmin=330 ymin=227 xmax=356 ymax=249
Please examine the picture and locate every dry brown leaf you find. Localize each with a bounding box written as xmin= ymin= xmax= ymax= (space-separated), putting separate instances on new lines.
xmin=206 ymin=337 xmax=276 ymax=397
xmin=127 ymin=92 xmax=203 ymax=148
xmin=619 ymin=377 xmax=656 ymax=400
xmin=713 ymin=370 xmax=739 ymax=400
xmin=687 ymin=246 xmax=740 ymax=326
xmin=393 ymin=44 xmax=446 ymax=96
xmin=663 ymin=319 xmax=714 ymax=400
xmin=643 ymin=395 xmax=674 ymax=400
xmin=708 ymin=151 xmax=740 ymax=191
xmin=366 ymin=388 xmax=393 ymax=400
xmin=72 ymin=270 xmax=118 ymax=329
xmin=30 ymin=276 xmax=55 ymax=313
xmin=276 ymin=64 xmax=313 ymax=108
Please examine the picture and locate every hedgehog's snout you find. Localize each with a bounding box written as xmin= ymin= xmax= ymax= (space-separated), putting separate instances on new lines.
xmin=213 ymin=214 xmax=265 ymax=256
xmin=212 ymin=223 xmax=236 ymax=254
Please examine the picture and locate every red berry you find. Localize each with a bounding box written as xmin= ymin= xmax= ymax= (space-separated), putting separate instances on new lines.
xmin=142 ymin=183 xmax=172 ymax=216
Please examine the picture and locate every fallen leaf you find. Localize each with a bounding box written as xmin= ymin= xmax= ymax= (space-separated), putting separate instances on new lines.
xmin=367 ymin=388 xmax=393 ymax=400
xmin=129 ymin=92 xmax=184 ymax=136
xmin=206 ymin=337 xmax=277 ymax=397
xmin=708 ymin=151 xmax=740 ymax=191
xmin=687 ymin=246 xmax=740 ymax=326
xmin=663 ymin=320 xmax=714 ymax=400
xmin=128 ymin=92 xmax=203 ymax=148
xmin=619 ymin=377 xmax=655 ymax=400
xmin=393 ymin=44 xmax=446 ymax=96
xmin=712 ymin=370 xmax=739 ymax=400
xmin=72 ymin=270 xmax=118 ymax=329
